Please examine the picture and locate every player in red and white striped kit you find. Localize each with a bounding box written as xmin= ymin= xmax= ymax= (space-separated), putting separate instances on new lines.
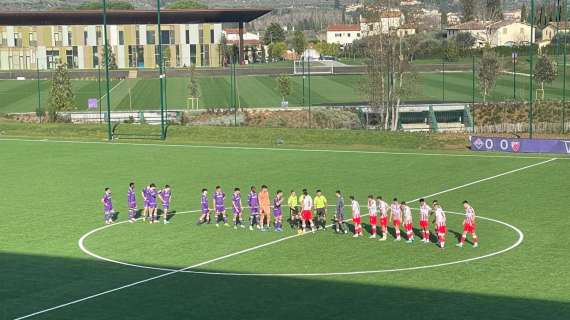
xmin=367 ymin=195 xmax=378 ymax=238
xmin=432 ymin=201 xmax=447 ymax=249
xmin=377 ymin=196 xmax=389 ymax=241
xmin=350 ymin=196 xmax=363 ymax=238
xmin=457 ymin=200 xmax=479 ymax=248
xmin=402 ymin=201 xmax=414 ymax=243
xmin=389 ymin=198 xmax=402 ymax=241
xmin=418 ymin=198 xmax=431 ymax=243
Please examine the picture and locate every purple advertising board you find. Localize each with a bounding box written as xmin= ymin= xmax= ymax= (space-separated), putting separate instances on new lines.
xmin=88 ymin=98 xmax=98 ymax=110
xmin=470 ymin=136 xmax=570 ymax=154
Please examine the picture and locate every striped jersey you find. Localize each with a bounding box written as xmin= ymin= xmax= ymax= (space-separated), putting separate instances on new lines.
xmin=378 ymin=200 xmax=388 ymax=217
xmin=351 ymin=200 xmax=360 ymax=217
xmin=435 ymin=208 xmax=446 ymax=227
xmin=390 ymin=203 xmax=401 ymax=220
xmin=403 ymin=205 xmax=413 ymax=223
xmin=419 ymin=203 xmax=431 ymax=221
xmin=464 ymin=206 xmax=476 ymax=225
xmin=302 ymin=195 xmax=313 ymax=211
xmin=368 ymin=199 xmax=378 ymax=216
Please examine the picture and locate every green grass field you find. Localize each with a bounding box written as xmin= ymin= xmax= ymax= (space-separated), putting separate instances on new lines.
xmin=1 ymin=125 xmax=569 ymax=319
xmin=0 ymin=69 xmax=570 ymax=113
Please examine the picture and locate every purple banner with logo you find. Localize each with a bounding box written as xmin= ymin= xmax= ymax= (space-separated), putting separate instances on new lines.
xmin=470 ymin=136 xmax=570 ymax=154
xmin=87 ymin=98 xmax=98 ymax=110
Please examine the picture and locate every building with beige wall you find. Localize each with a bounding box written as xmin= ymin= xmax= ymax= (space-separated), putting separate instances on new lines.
xmin=447 ymin=20 xmax=534 ymax=48
xmin=0 ymin=23 xmax=223 ymax=70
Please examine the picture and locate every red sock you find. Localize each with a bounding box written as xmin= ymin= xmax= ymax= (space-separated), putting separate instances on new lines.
xmin=424 ymin=231 xmax=429 ymax=239
xmin=438 ymin=235 xmax=444 ymax=243
xmin=372 ymin=226 xmax=377 ymax=235
xmin=474 ymin=237 xmax=478 ymax=244
xmin=460 ymin=235 xmax=466 ymax=244
xmin=396 ymin=230 xmax=400 ymax=237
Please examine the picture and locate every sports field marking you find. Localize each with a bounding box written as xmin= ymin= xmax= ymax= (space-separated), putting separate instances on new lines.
xmin=97 ymin=79 xmax=125 ymax=103
xmin=79 ymin=208 xmax=523 ymax=277
xmin=1 ymin=137 xmax=567 ymax=160
xmin=14 ymin=157 xmax=554 ymax=320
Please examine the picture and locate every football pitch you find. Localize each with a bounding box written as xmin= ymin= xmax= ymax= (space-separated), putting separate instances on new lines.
xmin=1 ymin=135 xmax=569 ymax=320
xmin=1 ymin=70 xmax=570 ymax=113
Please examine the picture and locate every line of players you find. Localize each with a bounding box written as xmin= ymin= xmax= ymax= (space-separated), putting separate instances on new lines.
xmin=101 ymin=183 xmax=172 ymax=225
xmin=194 ymin=186 xmax=479 ymax=249
xmin=101 ymin=184 xmax=479 ymax=249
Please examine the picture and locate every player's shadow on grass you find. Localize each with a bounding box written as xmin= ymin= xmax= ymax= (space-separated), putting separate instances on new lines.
xmin=3 ymin=252 xmax=570 ymax=320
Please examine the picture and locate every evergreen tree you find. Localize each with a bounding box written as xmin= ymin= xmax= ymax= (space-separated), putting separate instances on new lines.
xmin=48 ymin=64 xmax=75 ymax=122
xmin=460 ymin=0 xmax=476 ymax=22
xmin=277 ymin=75 xmax=291 ymax=102
xmin=264 ymin=23 xmax=286 ymax=45
xmin=166 ymin=0 xmax=207 ymax=9
xmin=292 ymin=31 xmax=306 ymax=54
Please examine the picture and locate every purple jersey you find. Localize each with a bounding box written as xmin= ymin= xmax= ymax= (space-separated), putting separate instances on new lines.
xmin=232 ymin=194 xmax=242 ymax=214
xmin=127 ymin=187 xmax=136 ymax=208
xmin=273 ymin=196 xmax=282 ymax=216
xmin=143 ymin=187 xmax=150 ymax=205
xmin=102 ymin=193 xmax=113 ymax=212
xmin=148 ymin=189 xmax=157 ymax=207
xmin=214 ymin=191 xmax=225 ymax=212
xmin=248 ymin=191 xmax=259 ymax=213
xmin=201 ymin=194 xmax=209 ymax=213
xmin=160 ymin=189 xmax=171 ymax=206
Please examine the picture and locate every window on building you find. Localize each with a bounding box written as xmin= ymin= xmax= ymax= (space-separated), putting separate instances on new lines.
xmin=160 ymin=30 xmax=171 ymax=45
xmin=190 ymin=44 xmax=197 ymax=65
xmin=46 ymin=50 xmax=59 ymax=69
xmin=503 ymin=28 xmax=507 ymax=35
xmin=201 ymin=44 xmax=210 ymax=66
xmin=175 ymin=45 xmax=180 ymax=66
xmin=146 ymin=30 xmax=155 ymax=45
xmin=96 ymin=30 xmax=101 ymax=46
xmin=185 ymin=30 xmax=190 ymax=44
xmin=210 ymin=29 xmax=215 ymax=44
xmin=92 ymin=46 xmax=99 ymax=68
xmin=357 ymin=33 xmax=361 ymax=37
xmin=135 ymin=28 xmax=140 ymax=45
xmin=128 ymin=45 xmax=144 ymax=68
xmin=68 ymin=32 xmax=73 ymax=46
xmin=29 ymin=32 xmax=37 ymax=47
xmin=335 ymin=33 xmax=341 ymax=37
xmin=14 ymin=32 xmax=22 ymax=48
xmin=119 ymin=31 xmax=125 ymax=45
xmin=66 ymin=47 xmax=78 ymax=69
xmin=199 ymin=27 xmax=204 ymax=44
xmin=347 ymin=33 xmax=351 ymax=37
xmin=1 ymin=32 xmax=7 ymax=46
xmin=84 ymin=31 xmax=88 ymax=45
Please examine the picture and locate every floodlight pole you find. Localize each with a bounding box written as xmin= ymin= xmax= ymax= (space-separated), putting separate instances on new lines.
xmin=472 ymin=54 xmax=475 ymax=132
xmin=308 ymin=56 xmax=311 ymax=128
xmin=36 ymin=57 xmax=42 ymax=123
xmin=302 ymin=58 xmax=305 ymax=106
xmin=529 ymin=0 xmax=535 ymax=139
xmin=103 ymin=0 xmax=112 ymax=141
xmin=513 ymin=48 xmax=516 ymax=100
xmin=563 ymin=0 xmax=568 ymax=134
xmin=157 ymin=0 xmax=166 ymax=140
xmin=97 ymin=63 xmax=102 ymax=123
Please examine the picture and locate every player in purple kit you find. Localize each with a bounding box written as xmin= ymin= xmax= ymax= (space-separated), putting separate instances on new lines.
xmin=213 ymin=186 xmax=228 ymax=227
xmin=248 ymin=186 xmax=260 ymax=231
xmin=159 ymin=185 xmax=172 ymax=225
xmin=101 ymin=188 xmax=114 ymax=225
xmin=147 ymin=184 xmax=159 ymax=224
xmin=127 ymin=183 xmax=137 ymax=223
xmin=232 ymin=188 xmax=245 ymax=229
xmin=196 ymin=188 xmax=211 ymax=225
xmin=141 ymin=185 xmax=150 ymax=223
xmin=273 ymin=190 xmax=284 ymax=232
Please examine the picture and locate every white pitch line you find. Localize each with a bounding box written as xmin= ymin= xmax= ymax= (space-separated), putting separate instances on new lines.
xmin=78 ymin=208 xmax=523 ymax=277
xmin=15 ymin=157 xmax=556 ymax=320
xmin=0 ymin=137 xmax=566 ymax=160
xmin=98 ymin=79 xmax=125 ymax=103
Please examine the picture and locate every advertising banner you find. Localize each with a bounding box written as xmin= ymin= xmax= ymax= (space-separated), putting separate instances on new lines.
xmin=470 ymin=136 xmax=570 ymax=154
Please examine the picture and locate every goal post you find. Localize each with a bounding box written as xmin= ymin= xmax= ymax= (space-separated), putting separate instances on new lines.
xmin=293 ymin=60 xmax=334 ymax=75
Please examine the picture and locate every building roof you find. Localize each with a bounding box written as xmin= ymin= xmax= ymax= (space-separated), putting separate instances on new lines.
xmin=446 ymin=20 xmax=487 ymax=30
xmin=327 ymin=24 xmax=360 ymax=32
xmin=0 ymin=9 xmax=271 ymax=26
xmin=487 ymin=20 xmax=529 ymax=30
xmin=546 ymin=21 xmax=570 ymax=30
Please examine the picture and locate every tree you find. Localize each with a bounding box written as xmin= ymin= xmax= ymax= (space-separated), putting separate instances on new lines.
xmin=269 ymin=42 xmax=287 ymax=60
xmin=520 ymin=4 xmax=527 ymax=23
xmin=292 ymin=31 xmax=306 ymax=55
xmin=102 ymin=45 xmax=118 ymax=70
xmin=264 ymin=23 xmax=286 ymax=45
xmin=48 ymin=64 xmax=75 ymax=122
xmin=455 ymin=32 xmax=476 ymax=53
xmin=165 ymin=0 xmax=207 ymax=9
xmin=77 ymin=1 xmax=134 ymax=10
xmin=187 ymin=64 xmax=200 ymax=107
xmin=444 ymin=39 xmax=459 ymax=61
xmin=460 ymin=0 xmax=476 ymax=22
xmin=277 ymin=75 xmax=291 ymax=102
xmin=486 ymin=0 xmax=503 ymax=21
xmin=478 ymin=49 xmax=501 ymax=103
xmin=314 ymin=41 xmax=341 ymax=57
xmin=534 ymin=54 xmax=558 ymax=99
